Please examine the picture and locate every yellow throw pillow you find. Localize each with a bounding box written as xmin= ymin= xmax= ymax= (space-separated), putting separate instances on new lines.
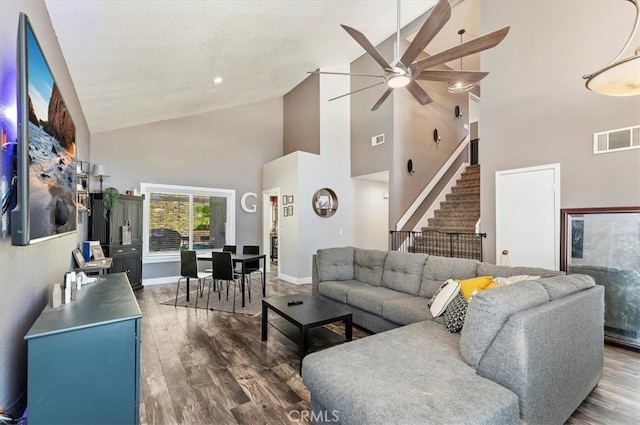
xmin=457 ymin=276 xmax=494 ymax=299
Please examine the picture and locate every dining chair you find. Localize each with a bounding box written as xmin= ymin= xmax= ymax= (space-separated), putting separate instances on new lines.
xmin=175 ymin=250 xmax=211 ymax=308
xmin=242 ymin=245 xmax=263 ymax=299
xmin=222 ymin=245 xmax=237 ymax=253
xmin=208 ymin=251 xmax=242 ymax=312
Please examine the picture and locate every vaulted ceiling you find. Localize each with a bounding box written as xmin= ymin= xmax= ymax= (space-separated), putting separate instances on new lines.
xmin=44 ymin=0 xmax=479 ymax=133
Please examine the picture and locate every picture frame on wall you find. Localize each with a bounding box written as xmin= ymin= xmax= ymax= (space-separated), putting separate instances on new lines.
xmin=284 ymin=206 xmax=289 ymax=217
xmin=283 ymin=195 xmax=288 ymax=206
xmin=287 ymin=206 xmax=294 ymax=216
xmin=287 ymin=195 xmax=294 ymax=204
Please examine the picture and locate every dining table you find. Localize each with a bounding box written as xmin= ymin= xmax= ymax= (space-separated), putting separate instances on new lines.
xmin=196 ymin=251 xmax=267 ymax=308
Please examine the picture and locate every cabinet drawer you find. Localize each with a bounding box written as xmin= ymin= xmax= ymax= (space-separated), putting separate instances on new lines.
xmin=110 ymin=245 xmax=141 ymax=256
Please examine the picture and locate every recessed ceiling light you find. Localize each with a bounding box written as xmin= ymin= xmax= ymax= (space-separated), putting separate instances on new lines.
xmin=213 ymin=77 xmax=223 ymax=84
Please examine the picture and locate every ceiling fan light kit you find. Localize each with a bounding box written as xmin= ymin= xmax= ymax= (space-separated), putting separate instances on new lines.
xmin=309 ymin=0 xmax=510 ymax=111
xmin=584 ymin=0 xmax=640 ymax=96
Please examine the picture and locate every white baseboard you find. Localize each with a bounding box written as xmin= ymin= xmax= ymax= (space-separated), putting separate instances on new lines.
xmin=142 ymin=275 xmax=180 ymax=286
xmin=278 ymin=273 xmax=311 ymax=285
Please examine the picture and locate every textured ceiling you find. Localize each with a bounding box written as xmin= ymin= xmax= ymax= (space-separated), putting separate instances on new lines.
xmin=44 ymin=0 xmax=452 ymax=133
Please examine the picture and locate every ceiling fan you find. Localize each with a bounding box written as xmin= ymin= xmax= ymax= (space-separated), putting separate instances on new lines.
xmin=310 ymin=0 xmax=510 ymax=111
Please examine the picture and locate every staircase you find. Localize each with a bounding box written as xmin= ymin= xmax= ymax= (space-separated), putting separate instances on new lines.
xmin=410 ymin=164 xmax=483 ymax=258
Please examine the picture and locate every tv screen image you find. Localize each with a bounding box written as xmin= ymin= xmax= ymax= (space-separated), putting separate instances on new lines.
xmin=12 ymin=13 xmax=77 ymax=245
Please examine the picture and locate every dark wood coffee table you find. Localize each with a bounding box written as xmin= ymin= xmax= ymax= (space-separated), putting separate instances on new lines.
xmin=262 ymin=294 xmax=352 ymax=369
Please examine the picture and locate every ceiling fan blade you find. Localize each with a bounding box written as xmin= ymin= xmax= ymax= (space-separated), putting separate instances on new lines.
xmin=307 ymin=71 xmax=385 ymax=79
xmin=341 ymin=25 xmax=392 ymax=70
xmin=371 ymin=87 xmax=394 ymax=111
xmin=329 ymin=81 xmax=386 ymax=102
xmin=414 ymin=26 xmax=511 ymax=71
xmin=414 ymin=70 xmax=489 ymax=84
xmin=400 ymin=0 xmax=451 ymax=66
xmin=405 ymin=80 xmax=433 ymax=105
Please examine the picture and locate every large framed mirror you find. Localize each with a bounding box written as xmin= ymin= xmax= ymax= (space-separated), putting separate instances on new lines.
xmin=560 ymin=206 xmax=640 ymax=349
xmin=312 ymin=188 xmax=338 ymax=218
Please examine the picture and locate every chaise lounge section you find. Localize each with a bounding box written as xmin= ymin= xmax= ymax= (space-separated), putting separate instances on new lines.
xmin=303 ymin=247 xmax=604 ymax=424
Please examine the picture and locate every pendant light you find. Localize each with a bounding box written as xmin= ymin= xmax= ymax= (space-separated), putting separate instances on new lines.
xmin=583 ymin=0 xmax=640 ymax=96
xmin=448 ymin=29 xmax=475 ymax=94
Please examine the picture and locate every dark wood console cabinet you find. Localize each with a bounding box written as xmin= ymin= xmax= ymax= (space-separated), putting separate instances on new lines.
xmin=89 ymin=193 xmax=144 ymax=290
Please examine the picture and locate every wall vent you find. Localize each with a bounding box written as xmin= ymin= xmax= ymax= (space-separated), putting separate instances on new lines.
xmin=594 ymin=125 xmax=640 ymax=154
xmin=371 ymin=134 xmax=385 ymax=146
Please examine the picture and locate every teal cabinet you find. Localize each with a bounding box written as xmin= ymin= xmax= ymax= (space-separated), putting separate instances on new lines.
xmin=25 ymin=273 xmax=142 ymax=425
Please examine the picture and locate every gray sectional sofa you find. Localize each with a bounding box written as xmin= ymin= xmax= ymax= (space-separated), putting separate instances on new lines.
xmin=302 ymin=247 xmax=604 ymax=425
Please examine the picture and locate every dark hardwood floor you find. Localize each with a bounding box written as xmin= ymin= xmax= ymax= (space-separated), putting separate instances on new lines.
xmin=137 ymin=267 xmax=640 ymax=425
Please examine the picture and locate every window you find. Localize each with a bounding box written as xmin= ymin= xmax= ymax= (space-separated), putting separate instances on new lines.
xmin=141 ymin=183 xmax=235 ymax=263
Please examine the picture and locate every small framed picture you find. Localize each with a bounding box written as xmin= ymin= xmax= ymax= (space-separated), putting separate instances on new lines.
xmin=287 ymin=195 xmax=294 ymax=204
xmin=284 ymin=206 xmax=289 ymax=217
xmin=287 ymin=206 xmax=294 ymax=216
xmin=283 ymin=195 xmax=288 ymax=206
xmin=91 ymin=244 xmax=105 ymax=260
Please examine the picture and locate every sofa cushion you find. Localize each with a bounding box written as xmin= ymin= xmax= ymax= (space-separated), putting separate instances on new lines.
xmin=318 ymin=280 xmax=372 ymax=304
xmin=302 ymin=321 xmax=520 ymax=425
xmin=493 ymin=274 xmax=540 ymax=286
xmin=460 ymin=281 xmax=550 ymax=369
xmin=382 ymin=297 xmax=434 ymax=326
xmin=537 ymin=274 xmax=595 ymax=300
xmin=420 ymin=256 xmax=479 ymax=298
xmin=477 ymin=262 xmax=563 ymax=278
xmin=347 ymin=286 xmax=413 ymax=316
xmin=354 ymin=248 xmax=387 ymax=286
xmin=381 ymin=251 xmax=428 ymax=295
xmin=316 ymin=247 xmax=355 ymax=282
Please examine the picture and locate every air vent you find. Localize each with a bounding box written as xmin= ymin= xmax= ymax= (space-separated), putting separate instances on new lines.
xmin=371 ymin=134 xmax=385 ymax=146
xmin=594 ymin=125 xmax=640 ymax=154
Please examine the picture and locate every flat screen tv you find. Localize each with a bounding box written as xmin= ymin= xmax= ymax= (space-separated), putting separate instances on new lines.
xmin=11 ymin=13 xmax=77 ymax=245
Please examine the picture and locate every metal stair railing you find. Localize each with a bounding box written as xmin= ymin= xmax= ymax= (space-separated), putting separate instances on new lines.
xmin=390 ymin=230 xmax=487 ymax=261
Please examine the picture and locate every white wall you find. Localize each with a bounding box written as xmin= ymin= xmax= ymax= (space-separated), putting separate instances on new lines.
xmin=263 ymin=67 xmax=354 ymax=282
xmin=353 ymin=177 xmax=389 ymax=250
xmin=480 ymin=0 xmax=640 ymax=264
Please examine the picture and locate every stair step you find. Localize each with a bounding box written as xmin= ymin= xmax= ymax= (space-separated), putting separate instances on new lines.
xmin=434 ymin=209 xmax=479 ymax=218
xmin=428 ymin=217 xmax=478 ymax=228
xmin=439 ymin=199 xmax=480 ymax=210
xmin=451 ymin=184 xmax=479 ymax=194
xmin=456 ymin=178 xmax=480 ymax=187
xmin=420 ymin=226 xmax=477 ymax=233
xmin=445 ymin=192 xmax=480 ymax=202
xmin=409 ymin=246 xmax=482 ymax=257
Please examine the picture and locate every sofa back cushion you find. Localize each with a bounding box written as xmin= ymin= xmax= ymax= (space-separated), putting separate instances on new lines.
xmin=477 ymin=262 xmax=563 ymax=278
xmin=536 ymin=274 xmax=595 ymax=300
xmin=460 ymin=281 xmax=550 ymax=369
xmin=354 ymin=248 xmax=388 ymax=286
xmin=316 ymin=247 xmax=355 ymax=282
xmin=381 ymin=251 xmax=428 ymax=295
xmin=420 ymin=256 xmax=479 ymax=298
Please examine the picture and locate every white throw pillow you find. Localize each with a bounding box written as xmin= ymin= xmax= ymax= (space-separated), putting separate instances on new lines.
xmin=429 ymin=279 xmax=461 ymax=318
xmin=493 ymin=275 xmax=541 ymax=286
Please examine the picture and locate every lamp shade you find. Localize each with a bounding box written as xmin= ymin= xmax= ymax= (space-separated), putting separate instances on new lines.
xmin=585 ymin=55 xmax=640 ymax=96
xmin=91 ymin=164 xmax=105 ymax=176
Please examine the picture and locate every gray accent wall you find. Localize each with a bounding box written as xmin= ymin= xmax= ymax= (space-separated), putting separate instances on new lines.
xmin=0 ymin=0 xmax=90 ymax=413
xmin=284 ymin=73 xmax=320 ymax=155
xmin=90 ymin=98 xmax=283 ymax=280
xmin=480 ymin=0 xmax=640 ymax=264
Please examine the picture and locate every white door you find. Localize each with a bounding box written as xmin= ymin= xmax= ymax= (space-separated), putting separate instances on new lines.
xmin=495 ymin=164 xmax=560 ymax=269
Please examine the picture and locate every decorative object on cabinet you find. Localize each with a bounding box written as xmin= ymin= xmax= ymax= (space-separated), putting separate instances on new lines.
xmin=312 ymin=188 xmax=338 ymax=218
xmin=102 ymin=187 xmax=120 ymax=218
xmin=91 ymin=163 xmax=109 ymax=192
xmin=89 ymin=192 xmax=144 ymax=290
xmin=560 ymin=206 xmax=640 ymax=349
